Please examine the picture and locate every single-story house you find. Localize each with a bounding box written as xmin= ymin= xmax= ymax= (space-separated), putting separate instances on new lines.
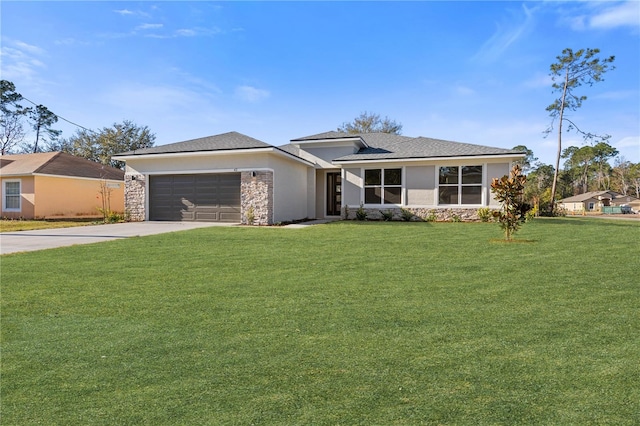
xmin=114 ymin=131 xmax=524 ymax=224
xmin=559 ymin=190 xmax=640 ymax=214
xmin=0 ymin=152 xmax=125 ymax=219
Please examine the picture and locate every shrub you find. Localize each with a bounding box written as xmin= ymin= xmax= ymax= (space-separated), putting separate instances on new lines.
xmin=425 ymin=211 xmax=437 ymax=222
xmin=355 ymin=204 xmax=367 ymax=221
xmin=477 ymin=207 xmax=492 ymax=222
xmin=245 ymin=206 xmax=255 ymax=225
xmin=450 ymin=214 xmax=461 ymax=223
xmin=400 ymin=208 xmax=414 ymax=221
xmin=525 ymin=204 xmax=537 ymax=222
xmin=380 ymin=209 xmax=394 ymax=221
xmin=97 ymin=208 xmax=125 ymax=224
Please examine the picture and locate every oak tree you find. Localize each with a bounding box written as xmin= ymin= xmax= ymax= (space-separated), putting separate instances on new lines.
xmin=60 ymin=120 xmax=155 ymax=169
xmin=338 ymin=111 xmax=402 ymax=134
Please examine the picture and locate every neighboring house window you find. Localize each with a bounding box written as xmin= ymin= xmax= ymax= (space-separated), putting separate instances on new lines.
xmin=438 ymin=166 xmax=483 ymax=205
xmin=364 ymin=168 xmax=402 ymax=204
xmin=588 ymin=202 xmax=595 ymax=211
xmin=3 ymin=180 xmax=21 ymax=212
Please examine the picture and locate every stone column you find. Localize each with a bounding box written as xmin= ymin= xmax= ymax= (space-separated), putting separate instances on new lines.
xmin=241 ymin=171 xmax=273 ymax=225
xmin=124 ymin=173 xmax=145 ymax=221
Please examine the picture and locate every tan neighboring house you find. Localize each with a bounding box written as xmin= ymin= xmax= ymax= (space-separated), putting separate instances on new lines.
xmin=559 ymin=190 xmax=640 ymax=214
xmin=0 ymin=152 xmax=125 ymax=219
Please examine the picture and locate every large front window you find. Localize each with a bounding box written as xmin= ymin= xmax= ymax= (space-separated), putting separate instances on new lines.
xmin=364 ymin=168 xmax=402 ymax=204
xmin=3 ymin=180 xmax=21 ymax=211
xmin=438 ymin=166 xmax=482 ymax=205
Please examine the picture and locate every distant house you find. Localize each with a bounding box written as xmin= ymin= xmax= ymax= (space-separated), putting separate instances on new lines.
xmin=114 ymin=131 xmax=525 ymax=224
xmin=0 ymin=152 xmax=125 ymax=219
xmin=559 ymin=190 xmax=640 ymax=214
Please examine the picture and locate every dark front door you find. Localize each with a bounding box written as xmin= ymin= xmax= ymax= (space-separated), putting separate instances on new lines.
xmin=326 ymin=172 xmax=341 ymax=216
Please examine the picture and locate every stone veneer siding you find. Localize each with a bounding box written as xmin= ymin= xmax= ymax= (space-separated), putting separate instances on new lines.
xmin=343 ymin=206 xmax=494 ymax=222
xmin=241 ymin=171 xmax=273 ymax=225
xmin=124 ymin=173 xmax=146 ymax=221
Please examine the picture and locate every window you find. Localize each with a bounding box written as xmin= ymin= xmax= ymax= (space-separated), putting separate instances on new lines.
xmin=3 ymin=180 xmax=21 ymax=211
xmin=364 ymin=168 xmax=402 ymax=204
xmin=438 ymin=166 xmax=483 ymax=205
xmin=588 ymin=202 xmax=595 ymax=211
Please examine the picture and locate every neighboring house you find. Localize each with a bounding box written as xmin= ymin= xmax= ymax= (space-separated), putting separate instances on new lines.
xmin=0 ymin=152 xmax=125 ymax=219
xmin=115 ymin=131 xmax=524 ymax=224
xmin=559 ymin=191 xmax=640 ymax=214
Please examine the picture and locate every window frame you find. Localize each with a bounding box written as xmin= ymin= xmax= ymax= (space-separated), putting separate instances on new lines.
xmin=363 ymin=167 xmax=403 ymax=206
xmin=2 ymin=179 xmax=22 ymax=212
xmin=437 ymin=165 xmax=484 ymax=206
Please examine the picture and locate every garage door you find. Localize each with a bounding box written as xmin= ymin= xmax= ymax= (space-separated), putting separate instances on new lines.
xmin=149 ymin=174 xmax=241 ymax=222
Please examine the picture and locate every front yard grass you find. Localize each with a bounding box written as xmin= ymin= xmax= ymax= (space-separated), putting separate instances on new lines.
xmin=0 ymin=218 xmax=96 ymax=232
xmin=2 ymin=219 xmax=639 ymax=424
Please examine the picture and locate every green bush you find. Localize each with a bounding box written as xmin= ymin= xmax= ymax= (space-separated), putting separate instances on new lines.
xmin=245 ymin=206 xmax=255 ymax=225
xmin=477 ymin=207 xmax=492 ymax=222
xmin=355 ymin=204 xmax=367 ymax=221
xmin=98 ymin=208 xmax=125 ymax=224
xmin=400 ymin=208 xmax=414 ymax=221
xmin=380 ymin=209 xmax=394 ymax=221
xmin=424 ymin=211 xmax=437 ymax=222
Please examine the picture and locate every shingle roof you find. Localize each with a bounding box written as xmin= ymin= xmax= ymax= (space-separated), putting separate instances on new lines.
xmin=276 ymin=144 xmax=302 ymax=157
xmin=291 ymin=131 xmax=355 ymax=141
xmin=0 ymin=152 xmax=124 ymax=180
xmin=290 ymin=131 xmax=413 ymax=147
xmin=560 ymin=191 xmax=618 ymax=203
xmin=290 ymin=131 xmax=522 ymax=161
xmin=116 ymin=131 xmax=272 ymax=156
xmin=352 ymin=136 xmax=518 ymax=160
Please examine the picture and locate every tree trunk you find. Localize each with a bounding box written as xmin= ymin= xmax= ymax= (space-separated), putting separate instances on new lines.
xmin=33 ymin=124 xmax=41 ymax=153
xmin=550 ymin=68 xmax=569 ymax=213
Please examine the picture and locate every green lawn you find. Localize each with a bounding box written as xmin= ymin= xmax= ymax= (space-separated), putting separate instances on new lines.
xmin=2 ymin=219 xmax=639 ymax=425
xmin=0 ymin=219 xmax=96 ymax=232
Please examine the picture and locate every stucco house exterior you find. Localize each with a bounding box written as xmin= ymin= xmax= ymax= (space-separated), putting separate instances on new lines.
xmin=0 ymin=152 xmax=125 ymax=219
xmin=115 ymin=131 xmax=524 ymax=224
xmin=559 ymin=191 xmax=640 ymax=214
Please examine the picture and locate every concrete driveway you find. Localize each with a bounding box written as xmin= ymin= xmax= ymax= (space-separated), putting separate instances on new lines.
xmin=1 ymin=221 xmax=237 ymax=255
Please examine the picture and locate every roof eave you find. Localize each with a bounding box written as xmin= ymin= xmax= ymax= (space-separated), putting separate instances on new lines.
xmin=32 ymin=172 xmax=124 ymax=181
xmin=113 ymin=147 xmax=276 ymax=160
xmin=114 ymin=146 xmax=314 ymax=167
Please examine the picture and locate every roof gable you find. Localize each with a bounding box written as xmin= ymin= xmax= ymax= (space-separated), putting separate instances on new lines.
xmin=291 ymin=131 xmax=355 ymax=141
xmin=0 ymin=152 xmax=58 ymax=174
xmin=116 ymin=131 xmax=271 ymax=156
xmin=0 ymin=152 xmax=124 ymax=180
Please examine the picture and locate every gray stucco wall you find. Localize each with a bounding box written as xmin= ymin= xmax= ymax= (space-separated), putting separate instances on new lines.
xmin=343 ymin=168 xmax=362 ymax=207
xmin=405 ymin=165 xmax=436 ymax=206
xmin=486 ymin=163 xmax=510 ymax=207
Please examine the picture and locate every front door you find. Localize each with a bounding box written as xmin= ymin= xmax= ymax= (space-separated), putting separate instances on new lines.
xmin=326 ymin=172 xmax=341 ymax=216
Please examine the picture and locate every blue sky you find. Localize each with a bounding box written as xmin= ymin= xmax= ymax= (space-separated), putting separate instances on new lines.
xmin=2 ymin=1 xmax=639 ymax=166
